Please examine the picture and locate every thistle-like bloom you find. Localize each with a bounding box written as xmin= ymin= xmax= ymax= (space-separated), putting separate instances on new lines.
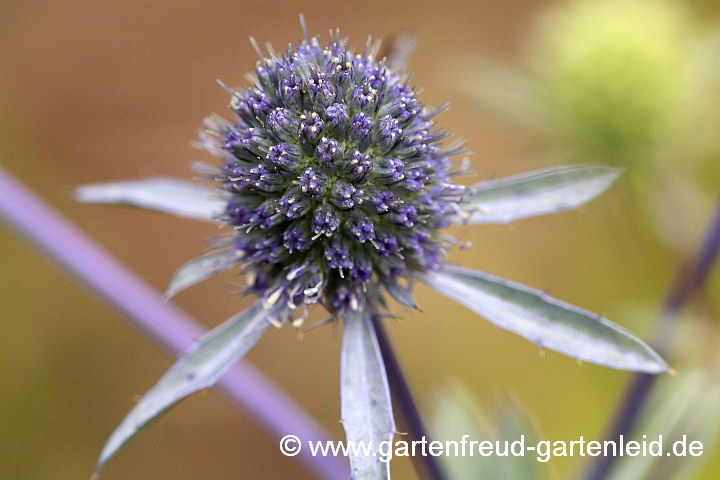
xmin=77 ymin=19 xmax=668 ymax=480
xmin=203 ymin=32 xmax=465 ymax=322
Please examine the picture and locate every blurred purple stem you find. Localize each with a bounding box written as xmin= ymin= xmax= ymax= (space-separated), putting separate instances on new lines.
xmin=372 ymin=315 xmax=448 ymax=480
xmin=0 ymin=166 xmax=349 ymax=480
xmin=587 ymin=200 xmax=720 ymax=480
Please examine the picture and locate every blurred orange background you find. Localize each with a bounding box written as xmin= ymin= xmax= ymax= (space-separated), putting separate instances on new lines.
xmin=1 ymin=1 xmax=717 ymax=479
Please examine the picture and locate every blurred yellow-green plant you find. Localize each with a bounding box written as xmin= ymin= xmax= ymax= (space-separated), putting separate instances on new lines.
xmin=463 ymin=0 xmax=719 ymax=257
xmin=430 ymin=383 xmax=551 ymax=480
xmin=606 ymin=369 xmax=720 ymax=480
xmin=531 ymin=0 xmax=691 ymax=168
xmin=430 ymin=369 xmax=720 ymax=480
xmin=455 ymin=2 xmax=720 ymax=478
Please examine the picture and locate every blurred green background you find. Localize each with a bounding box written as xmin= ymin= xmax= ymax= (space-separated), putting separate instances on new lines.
xmin=0 ymin=1 xmax=718 ymax=479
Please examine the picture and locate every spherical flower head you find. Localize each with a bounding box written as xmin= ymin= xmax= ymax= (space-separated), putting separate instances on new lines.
xmin=202 ymin=27 xmax=466 ymax=315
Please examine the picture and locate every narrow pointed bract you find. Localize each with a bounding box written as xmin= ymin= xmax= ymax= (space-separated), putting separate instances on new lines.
xmin=341 ymin=311 xmax=395 ymax=480
xmin=423 ymin=265 xmax=668 ymax=373
xmin=165 ymin=249 xmax=241 ymax=298
xmin=95 ymin=302 xmax=271 ymax=474
xmin=75 ymin=177 xmax=228 ymax=221
xmin=451 ymin=165 xmax=622 ymax=225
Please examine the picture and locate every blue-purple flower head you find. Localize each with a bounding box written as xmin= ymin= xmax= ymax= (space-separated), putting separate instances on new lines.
xmin=202 ymin=26 xmax=466 ymax=317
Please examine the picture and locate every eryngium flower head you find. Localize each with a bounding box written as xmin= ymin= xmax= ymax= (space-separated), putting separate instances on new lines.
xmin=200 ymin=29 xmax=466 ymax=317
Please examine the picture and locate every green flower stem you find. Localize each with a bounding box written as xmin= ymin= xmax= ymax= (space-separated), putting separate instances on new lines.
xmin=371 ymin=315 xmax=448 ymax=480
xmin=0 ymin=166 xmax=349 ymax=480
xmin=587 ymin=200 xmax=720 ymax=480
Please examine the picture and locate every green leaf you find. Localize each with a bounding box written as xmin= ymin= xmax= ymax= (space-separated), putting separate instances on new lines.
xmin=341 ymin=312 xmax=395 ymax=480
xmin=165 ymin=249 xmax=241 ymax=298
xmin=423 ymin=266 xmax=668 ymax=373
xmin=96 ymin=303 xmax=270 ymax=474
xmin=431 ymin=384 xmax=550 ymax=480
xmin=607 ymin=370 xmax=720 ymax=480
xmin=491 ymin=402 xmax=549 ymax=480
xmin=451 ymin=165 xmax=622 ymax=225
xmin=74 ymin=177 xmax=228 ymax=221
xmin=431 ymin=384 xmax=489 ymax=480
xmin=384 ymin=281 xmax=417 ymax=309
